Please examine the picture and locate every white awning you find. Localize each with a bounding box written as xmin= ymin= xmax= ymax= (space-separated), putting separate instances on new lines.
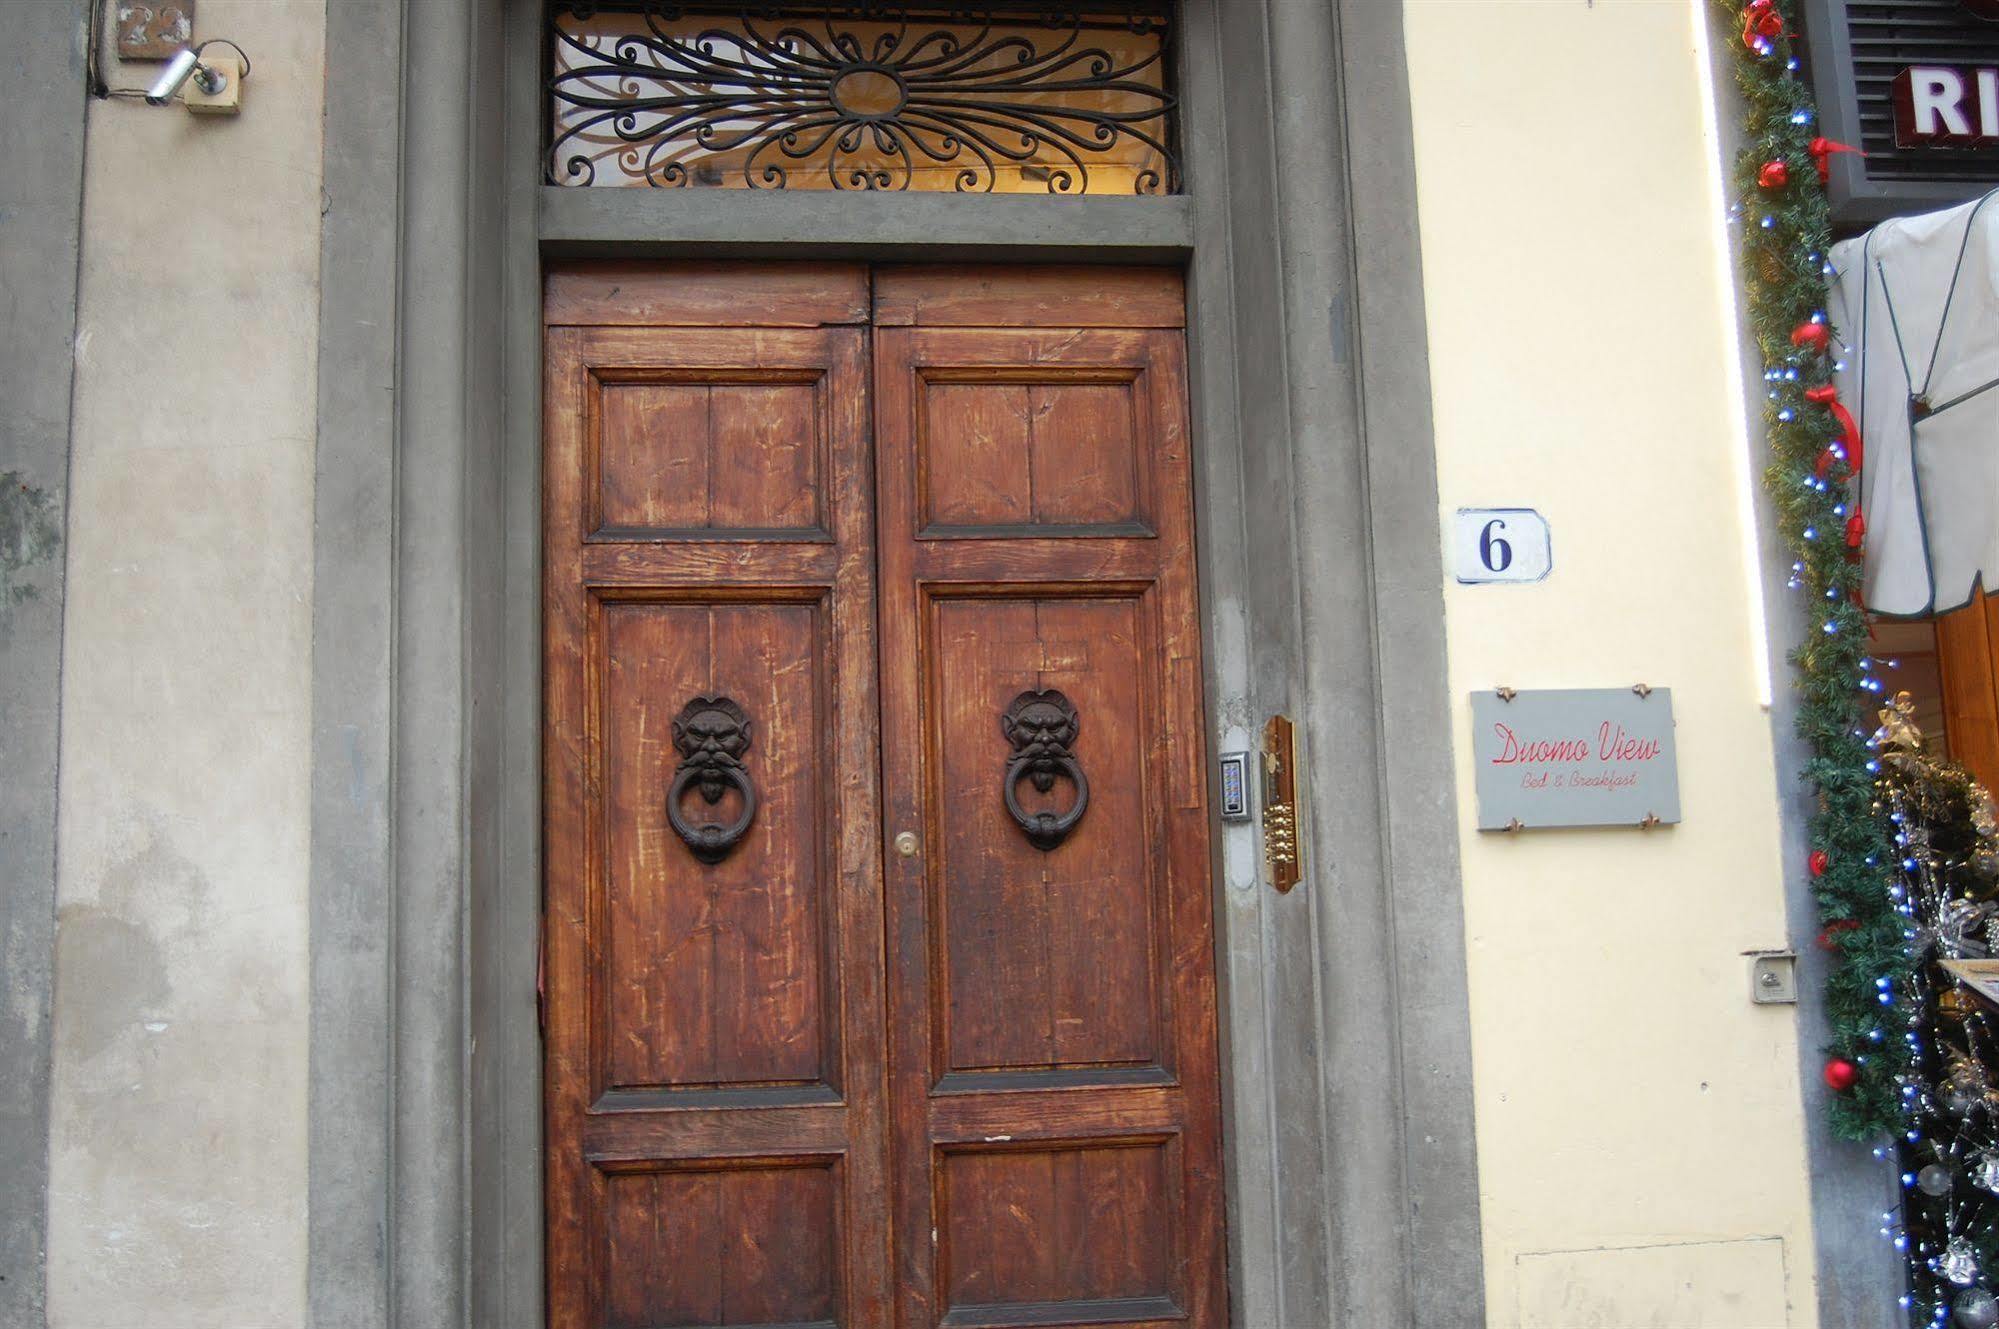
xmin=1828 ymin=190 xmax=1999 ymax=617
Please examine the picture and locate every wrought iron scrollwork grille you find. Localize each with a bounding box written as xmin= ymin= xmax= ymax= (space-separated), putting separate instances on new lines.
xmin=547 ymin=4 xmax=1178 ymax=194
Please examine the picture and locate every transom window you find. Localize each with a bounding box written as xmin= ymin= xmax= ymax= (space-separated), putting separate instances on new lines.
xmin=547 ymin=4 xmax=1177 ymax=194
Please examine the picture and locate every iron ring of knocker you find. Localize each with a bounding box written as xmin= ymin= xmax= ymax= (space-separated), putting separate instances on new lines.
xmin=1001 ymin=689 xmax=1088 ymax=852
xmin=667 ymin=696 xmax=757 ymax=865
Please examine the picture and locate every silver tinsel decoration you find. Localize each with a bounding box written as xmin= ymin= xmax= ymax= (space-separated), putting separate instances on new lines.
xmin=1957 ymin=1286 xmax=1999 ymax=1329
xmin=1977 ymin=1152 xmax=1999 ymax=1194
xmin=1944 ymin=1237 xmax=1981 ymax=1286
xmin=1946 ymin=1064 xmax=1990 ymax=1118
xmin=1942 ymin=898 xmax=1995 ymax=957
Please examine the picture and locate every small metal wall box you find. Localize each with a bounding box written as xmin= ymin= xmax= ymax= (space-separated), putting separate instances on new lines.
xmin=1749 ymin=951 xmax=1799 ymax=1005
xmin=184 ymin=51 xmax=245 ymax=115
xmin=1261 ymin=716 xmax=1301 ymax=892
xmin=1218 ymin=752 xmax=1250 ymax=822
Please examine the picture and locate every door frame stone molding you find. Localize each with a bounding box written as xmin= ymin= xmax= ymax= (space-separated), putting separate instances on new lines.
xmin=0 ymin=7 xmax=88 ymax=1325
xmin=307 ymin=2 xmax=1485 ymax=1325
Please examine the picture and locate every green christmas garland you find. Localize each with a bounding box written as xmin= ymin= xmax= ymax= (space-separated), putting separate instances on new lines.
xmin=1712 ymin=0 xmax=1907 ymax=1139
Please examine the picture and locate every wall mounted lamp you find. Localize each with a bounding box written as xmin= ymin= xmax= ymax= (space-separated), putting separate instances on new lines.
xmin=143 ymin=40 xmax=250 ymax=114
xmin=87 ymin=0 xmax=252 ymax=119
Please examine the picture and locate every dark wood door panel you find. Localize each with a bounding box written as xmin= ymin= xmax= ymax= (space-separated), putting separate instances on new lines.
xmin=873 ymin=265 xmax=1187 ymax=330
xmin=549 ymin=260 xmax=870 ymax=329
xmin=597 ymin=595 xmax=835 ymax=1100
xmin=565 ymin=326 xmax=847 ymax=545
xmin=917 ymin=371 xmax=1150 ymax=537
xmin=875 ymin=271 xmax=1223 ymax=1329
xmin=548 ymin=264 xmax=1219 ymax=1329
xmin=905 ymin=329 xmax=1167 ymax=541
xmin=546 ymin=284 xmax=886 ymax=1329
xmin=595 ymin=375 xmax=826 ymax=539
xmin=938 ymin=1138 xmax=1180 ymax=1327
xmin=926 ymin=591 xmax=1167 ymax=1083
xmin=600 ymin=1157 xmax=843 ymax=1329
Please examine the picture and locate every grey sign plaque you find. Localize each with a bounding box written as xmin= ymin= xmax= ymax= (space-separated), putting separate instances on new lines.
xmin=1470 ymin=687 xmax=1680 ymax=831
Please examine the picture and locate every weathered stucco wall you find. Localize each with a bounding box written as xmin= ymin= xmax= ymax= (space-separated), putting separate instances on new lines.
xmin=1404 ymin=2 xmax=1821 ymax=1326
xmin=46 ymin=3 xmax=324 ymax=1324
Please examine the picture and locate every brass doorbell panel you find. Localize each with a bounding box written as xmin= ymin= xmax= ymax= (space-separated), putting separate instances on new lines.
xmin=1262 ymin=715 xmax=1301 ymax=892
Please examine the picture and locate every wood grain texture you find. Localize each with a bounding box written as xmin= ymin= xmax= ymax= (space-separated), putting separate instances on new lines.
xmin=574 ymin=328 xmax=845 ymax=543
xmin=599 ymin=599 xmax=827 ymax=1092
xmin=602 ymin=1161 xmax=840 ymax=1329
xmin=547 ymin=260 xmax=869 ymax=327
xmin=545 ymin=279 xmax=886 ymax=1329
xmin=919 ymin=364 xmax=1149 ymax=535
xmin=596 ymin=378 xmax=822 ymax=535
xmin=548 ymin=264 xmax=1218 ymax=1329
xmin=876 ymin=270 xmax=1223 ymax=1329
xmin=1939 ymin=587 xmax=1999 ymax=795
xmin=930 ymin=594 xmax=1161 ymax=1076
xmin=940 ymin=1142 xmax=1173 ymax=1312
xmin=874 ymin=265 xmax=1186 ymax=329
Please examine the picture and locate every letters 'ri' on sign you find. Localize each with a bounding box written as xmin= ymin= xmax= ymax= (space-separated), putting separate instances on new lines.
xmin=1453 ymin=508 xmax=1551 ymax=584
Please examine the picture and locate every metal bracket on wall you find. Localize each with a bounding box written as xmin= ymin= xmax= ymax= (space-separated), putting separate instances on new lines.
xmin=1748 ymin=950 xmax=1799 ymax=1005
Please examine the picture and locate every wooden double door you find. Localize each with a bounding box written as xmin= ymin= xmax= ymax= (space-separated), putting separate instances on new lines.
xmin=543 ymin=264 xmax=1224 ymax=1329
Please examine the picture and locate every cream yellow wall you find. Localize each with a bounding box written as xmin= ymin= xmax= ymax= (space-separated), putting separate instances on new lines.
xmin=46 ymin=3 xmax=323 ymax=1325
xmin=1404 ymin=3 xmax=1818 ymax=1327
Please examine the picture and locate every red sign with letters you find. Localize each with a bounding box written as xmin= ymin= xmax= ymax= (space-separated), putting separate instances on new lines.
xmin=1893 ymin=65 xmax=1999 ymax=148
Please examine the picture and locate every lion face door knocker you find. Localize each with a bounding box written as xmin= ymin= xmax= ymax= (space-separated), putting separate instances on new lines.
xmin=1001 ymin=689 xmax=1088 ymax=852
xmin=667 ymin=695 xmax=757 ymax=865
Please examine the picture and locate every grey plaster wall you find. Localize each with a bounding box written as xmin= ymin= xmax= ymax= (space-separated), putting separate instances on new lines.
xmin=1183 ymin=2 xmax=1486 ymax=1321
xmin=46 ymin=3 xmax=325 ymax=1324
xmin=540 ymin=187 xmax=1195 ymax=260
xmin=0 ymin=4 xmax=88 ymax=1323
xmin=308 ymin=0 xmax=402 ymax=1322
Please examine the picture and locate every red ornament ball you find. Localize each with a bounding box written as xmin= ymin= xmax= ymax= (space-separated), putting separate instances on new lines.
xmin=1809 ymin=848 xmax=1829 ymax=877
xmin=1818 ymin=919 xmax=1860 ymax=951
xmin=1791 ymin=322 xmax=1831 ymax=355
xmin=1758 ymin=159 xmax=1791 ymax=189
xmin=1846 ymin=511 xmax=1867 ymax=550
xmin=1742 ymin=0 xmax=1786 ymax=46
xmin=1823 ymin=1058 xmax=1859 ymax=1092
